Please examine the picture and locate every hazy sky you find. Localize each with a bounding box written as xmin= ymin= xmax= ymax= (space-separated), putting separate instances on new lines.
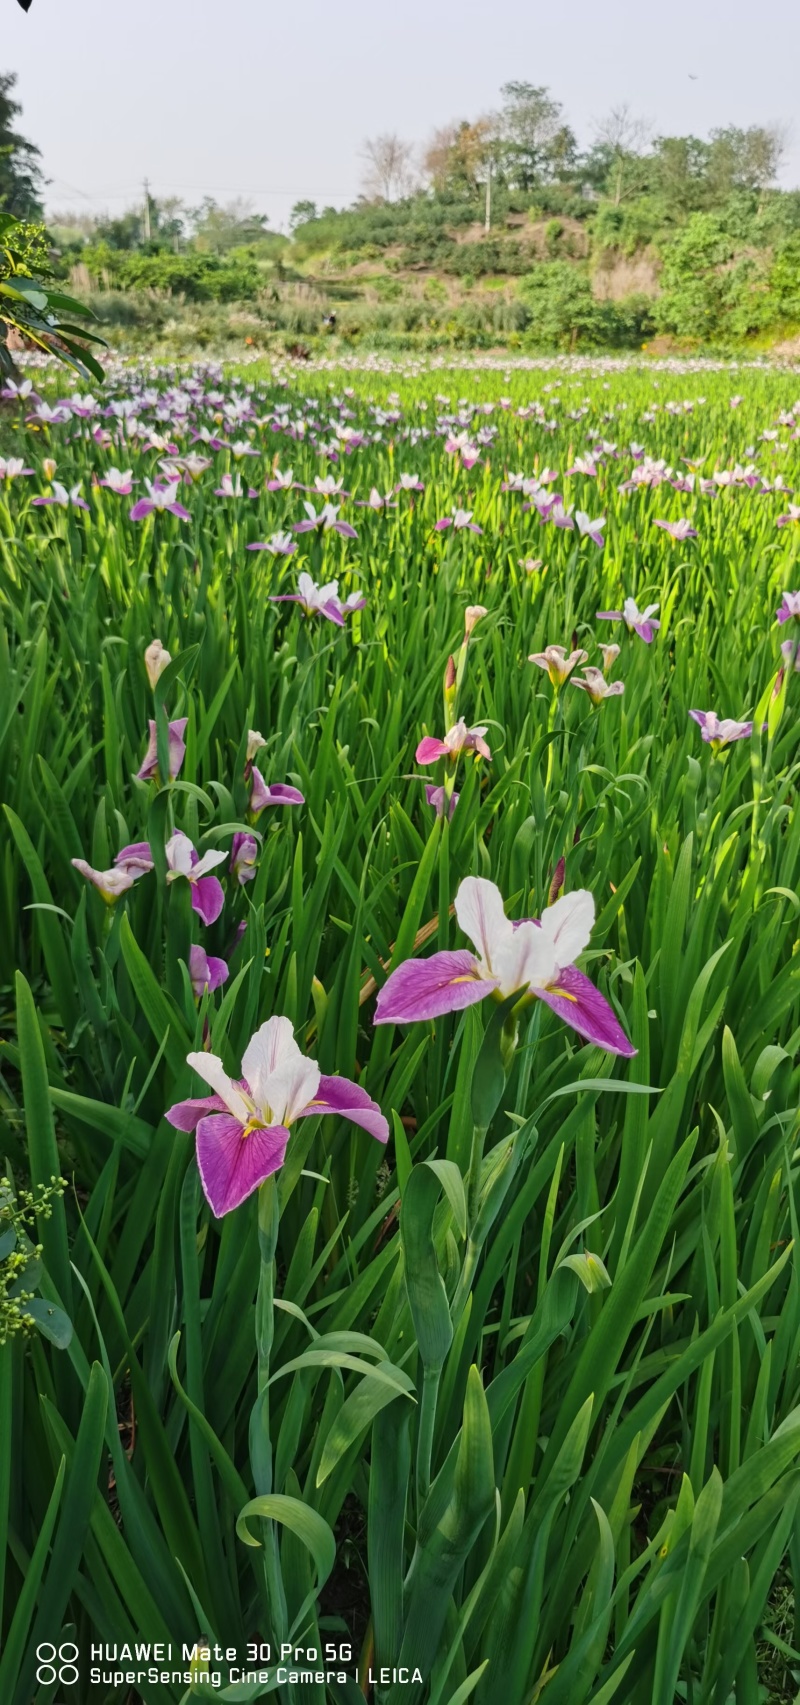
xmin=6 ymin=0 xmax=799 ymax=230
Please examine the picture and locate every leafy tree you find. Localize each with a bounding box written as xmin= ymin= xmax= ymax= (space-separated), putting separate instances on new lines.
xmin=290 ymin=200 xmax=318 ymax=231
xmin=0 ymin=212 xmax=105 ymax=378
xmin=190 ymin=197 xmax=268 ymax=253
xmin=423 ymin=119 xmax=495 ymax=197
xmin=708 ymin=125 xmax=786 ymax=199
xmin=0 ymin=71 xmax=43 ymax=219
xmin=591 ymin=105 xmax=652 ymax=205
xmin=497 ymin=83 xmax=576 ymax=189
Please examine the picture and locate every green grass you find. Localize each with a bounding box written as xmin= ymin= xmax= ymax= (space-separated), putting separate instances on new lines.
xmin=1 ymin=356 xmax=800 ymax=1703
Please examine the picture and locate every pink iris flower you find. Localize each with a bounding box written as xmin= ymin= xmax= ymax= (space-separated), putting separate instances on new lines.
xmin=597 ymin=598 xmax=660 ymax=643
xmin=416 ymin=719 xmax=491 ymax=765
xmin=776 ymin=591 xmax=800 ymax=624
xmin=776 ymin=507 xmax=800 ymax=528
xmin=689 ymin=710 xmax=760 ymax=748
xmin=230 ymin=831 xmax=260 ymax=883
xmin=130 ymin=480 xmax=191 ymax=522
xmin=293 ymin=501 xmax=357 ymax=539
xmin=374 ymin=875 xmax=635 ymax=1057
xmin=166 ymin=1015 xmax=388 ymax=1216
xmin=654 ymin=518 xmax=698 ymax=542
xmin=99 ymin=468 xmax=136 ymax=495
xmin=434 ymin=508 xmax=482 ymax=534
xmin=165 ymin=831 xmax=227 ymax=925
xmin=250 ymin=770 xmax=305 ymax=815
xmin=0 ymin=458 xmax=33 ymax=480
xmin=72 ymin=840 xmax=153 ymax=903
xmin=137 ymin=717 xmax=188 ymax=782
xmin=32 ymin=481 xmax=89 ymax=511
xmin=425 ymin=784 xmax=459 ymax=820
xmin=189 ymin=944 xmax=229 ymax=1000
xmin=271 ymin=571 xmax=365 ymax=627
xmin=247 ymin=532 xmax=296 ymax=556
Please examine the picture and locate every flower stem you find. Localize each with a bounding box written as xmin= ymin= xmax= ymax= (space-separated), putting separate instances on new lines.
xmin=255 ymin=1176 xmax=279 ymax=1393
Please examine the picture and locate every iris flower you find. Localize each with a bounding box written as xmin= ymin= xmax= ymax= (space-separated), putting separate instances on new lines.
xmin=434 ymin=508 xmax=482 ymax=534
xmin=247 ymin=532 xmax=296 ymax=556
xmin=654 ymin=518 xmax=698 ymax=541
xmin=32 ymin=482 xmax=89 ymax=511
xmin=137 ymin=717 xmax=188 ymax=782
xmin=189 ymin=945 xmax=229 ymax=1000
xmin=165 ymin=832 xmax=227 ymax=925
xmin=130 ymin=480 xmax=191 ymax=522
xmin=572 ymin=667 xmax=625 ymax=705
xmin=271 ymin=571 xmax=365 ymax=626
xmin=374 ymin=876 xmax=634 ymax=1056
xmin=416 ymin=719 xmax=491 ymax=765
xmin=293 ymin=501 xmax=357 ymax=539
xmin=250 ymin=770 xmax=305 ymax=815
xmin=597 ymin=598 xmax=660 ymax=643
xmin=529 ymin=645 xmax=587 ymax=686
xmin=689 ymin=710 xmax=759 ymax=748
xmin=776 ymin=592 xmax=800 ymax=623
xmin=166 ymin=1015 xmax=388 ymax=1216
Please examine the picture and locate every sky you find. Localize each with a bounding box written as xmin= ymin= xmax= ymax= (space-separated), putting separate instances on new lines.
xmin=6 ymin=0 xmax=799 ymax=231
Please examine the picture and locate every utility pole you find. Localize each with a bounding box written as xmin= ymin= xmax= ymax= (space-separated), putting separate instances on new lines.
xmin=484 ymin=159 xmax=492 ymax=233
xmin=143 ymin=179 xmax=151 ymax=244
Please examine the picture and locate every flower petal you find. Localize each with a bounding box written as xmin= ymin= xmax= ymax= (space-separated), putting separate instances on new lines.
xmin=190 ymin=875 xmax=225 ymax=925
xmin=537 ymin=890 xmax=595 ymax=971
xmin=242 ymin=1016 xmax=303 ymax=1106
xmin=299 ymin=1074 xmax=389 ymax=1143
xmin=374 ymin=950 xmax=491 ymax=1024
xmin=196 ymin=1113 xmax=290 ymax=1216
xmin=185 ymin=1051 xmax=251 ymax=1122
xmin=536 ymin=965 xmax=636 ymax=1056
xmin=454 ymin=876 xmax=511 ymax=969
xmin=415 ymin=736 xmax=450 ymax=764
xmin=165 ymin=1093 xmax=227 ymax=1131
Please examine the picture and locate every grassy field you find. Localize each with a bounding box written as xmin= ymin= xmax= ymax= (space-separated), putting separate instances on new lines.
xmin=2 ymin=353 xmax=800 ymax=1703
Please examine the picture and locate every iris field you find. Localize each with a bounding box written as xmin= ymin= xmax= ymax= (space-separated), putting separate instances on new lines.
xmin=3 ymin=354 xmax=800 ymax=1704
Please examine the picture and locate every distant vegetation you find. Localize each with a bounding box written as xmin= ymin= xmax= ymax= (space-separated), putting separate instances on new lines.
xmin=2 ymin=70 xmax=800 ymax=355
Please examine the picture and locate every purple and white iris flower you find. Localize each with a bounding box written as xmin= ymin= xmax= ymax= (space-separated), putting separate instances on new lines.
xmin=189 ymin=944 xmax=229 ymax=1001
xmin=165 ymin=831 xmax=227 ymax=925
xmin=529 ymin=645 xmax=588 ymax=687
xmin=689 ymin=710 xmax=759 ymax=749
xmin=374 ymin=875 xmax=634 ymax=1056
xmin=416 ymin=719 xmax=491 ymax=765
xmin=215 ymin=472 xmax=258 ymax=499
xmin=250 ymin=770 xmax=305 ymax=815
xmin=72 ymin=840 xmax=153 ymax=903
xmin=357 ymin=487 xmax=397 ymax=511
xmin=576 ymin=512 xmax=605 ymax=547
xmin=129 ymin=480 xmax=191 ymax=522
xmin=654 ymin=518 xmax=698 ymax=542
xmin=137 ymin=717 xmax=188 ymax=782
xmin=0 ymin=457 xmax=33 ymax=481
xmin=294 ymin=501 xmax=357 ymax=539
xmin=266 ymin=468 xmax=296 ymax=491
xmin=597 ymin=597 xmax=660 ymax=643
xmin=776 ymin=506 xmax=800 ymax=528
xmin=425 ymin=784 xmax=459 ymax=820
xmin=247 ymin=531 xmax=296 ymax=556
xmin=571 ymin=667 xmax=625 ymax=705
xmin=99 ymin=468 xmax=136 ymax=495
xmin=776 ymin=591 xmax=800 ymax=624
xmin=271 ymin=571 xmax=365 ymax=626
xmin=32 ymin=481 xmax=89 ymax=511
xmin=434 ymin=508 xmax=482 ymax=534
xmin=165 ymin=1015 xmax=388 ymax=1217
xmin=230 ymin=831 xmax=260 ymax=884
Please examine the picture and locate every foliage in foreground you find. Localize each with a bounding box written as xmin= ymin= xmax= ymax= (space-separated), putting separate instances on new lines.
xmin=2 ymin=359 xmax=800 ymax=1703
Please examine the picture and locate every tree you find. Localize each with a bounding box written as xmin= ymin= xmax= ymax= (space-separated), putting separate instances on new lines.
xmin=707 ymin=125 xmax=786 ymax=199
xmin=497 ymin=83 xmax=576 ymax=189
xmin=591 ymin=105 xmax=652 ymax=204
xmin=290 ymin=200 xmax=317 ymax=231
xmin=423 ymin=119 xmax=495 ymax=197
xmin=360 ymin=134 xmax=415 ymax=202
xmin=190 ymin=197 xmax=268 ymax=253
xmin=0 ymin=71 xmax=43 ymax=218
